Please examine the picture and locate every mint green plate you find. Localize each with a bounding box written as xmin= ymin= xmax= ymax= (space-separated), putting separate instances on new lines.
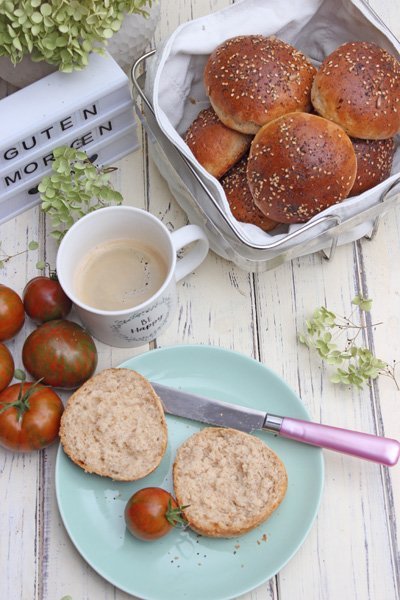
xmin=55 ymin=345 xmax=324 ymax=600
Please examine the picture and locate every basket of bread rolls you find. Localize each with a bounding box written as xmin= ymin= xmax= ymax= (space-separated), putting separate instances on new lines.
xmin=133 ymin=0 xmax=400 ymax=271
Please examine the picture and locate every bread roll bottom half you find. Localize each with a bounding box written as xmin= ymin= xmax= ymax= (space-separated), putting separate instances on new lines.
xmin=173 ymin=427 xmax=288 ymax=538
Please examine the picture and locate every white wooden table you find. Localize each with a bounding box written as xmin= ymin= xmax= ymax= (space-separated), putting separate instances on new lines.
xmin=1 ymin=1 xmax=399 ymax=599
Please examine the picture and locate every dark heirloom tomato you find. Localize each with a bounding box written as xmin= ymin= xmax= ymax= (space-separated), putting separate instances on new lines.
xmin=0 ymin=382 xmax=64 ymax=452
xmin=0 ymin=284 xmax=25 ymax=341
xmin=0 ymin=343 xmax=14 ymax=392
xmin=23 ymin=276 xmax=72 ymax=324
xmin=22 ymin=319 xmax=97 ymax=389
xmin=124 ymin=487 xmax=188 ymax=541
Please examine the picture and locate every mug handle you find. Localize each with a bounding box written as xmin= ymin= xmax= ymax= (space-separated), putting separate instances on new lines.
xmin=171 ymin=224 xmax=209 ymax=282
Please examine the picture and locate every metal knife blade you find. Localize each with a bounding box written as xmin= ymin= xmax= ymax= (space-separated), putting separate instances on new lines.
xmin=151 ymin=381 xmax=269 ymax=433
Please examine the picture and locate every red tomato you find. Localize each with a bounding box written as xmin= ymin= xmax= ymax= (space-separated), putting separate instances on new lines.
xmin=22 ymin=319 xmax=97 ymax=389
xmin=124 ymin=487 xmax=187 ymax=541
xmin=0 ymin=343 xmax=14 ymax=392
xmin=0 ymin=381 xmax=64 ymax=452
xmin=0 ymin=284 xmax=25 ymax=341
xmin=23 ymin=276 xmax=72 ymax=324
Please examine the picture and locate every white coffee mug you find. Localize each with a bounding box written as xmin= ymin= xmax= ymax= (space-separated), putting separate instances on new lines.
xmin=56 ymin=206 xmax=209 ymax=347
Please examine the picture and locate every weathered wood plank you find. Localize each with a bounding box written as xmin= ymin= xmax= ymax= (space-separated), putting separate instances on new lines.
xmin=0 ymin=204 xmax=44 ymax=600
xmin=255 ymin=240 xmax=399 ymax=600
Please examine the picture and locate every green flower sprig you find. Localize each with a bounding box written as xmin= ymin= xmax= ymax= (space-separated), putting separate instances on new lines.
xmin=0 ymin=0 xmax=151 ymax=72
xmin=0 ymin=241 xmax=54 ymax=272
xmin=38 ymin=146 xmax=123 ymax=242
xmin=298 ymin=295 xmax=399 ymax=389
xmin=0 ymin=239 xmax=39 ymax=269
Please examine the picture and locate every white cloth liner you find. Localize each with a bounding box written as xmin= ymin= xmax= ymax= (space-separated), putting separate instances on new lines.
xmin=146 ymin=0 xmax=400 ymax=250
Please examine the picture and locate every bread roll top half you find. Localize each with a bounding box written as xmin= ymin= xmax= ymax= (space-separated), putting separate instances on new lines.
xmin=60 ymin=368 xmax=167 ymax=481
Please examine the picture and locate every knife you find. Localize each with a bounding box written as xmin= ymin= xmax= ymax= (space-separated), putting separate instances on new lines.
xmin=151 ymin=381 xmax=400 ymax=467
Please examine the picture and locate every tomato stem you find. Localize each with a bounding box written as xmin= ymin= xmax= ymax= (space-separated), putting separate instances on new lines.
xmin=49 ymin=268 xmax=59 ymax=281
xmin=165 ymin=500 xmax=190 ymax=529
xmin=0 ymin=379 xmax=44 ymax=421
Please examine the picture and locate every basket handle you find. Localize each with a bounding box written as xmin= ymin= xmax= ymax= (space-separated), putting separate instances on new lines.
xmin=131 ymin=49 xmax=157 ymax=113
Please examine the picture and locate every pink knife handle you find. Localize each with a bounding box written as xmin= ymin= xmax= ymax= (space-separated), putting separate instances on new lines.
xmin=280 ymin=417 xmax=400 ymax=466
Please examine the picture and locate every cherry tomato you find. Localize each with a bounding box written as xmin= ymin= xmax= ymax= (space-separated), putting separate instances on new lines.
xmin=22 ymin=319 xmax=97 ymax=389
xmin=0 ymin=381 xmax=64 ymax=452
xmin=124 ymin=487 xmax=187 ymax=541
xmin=23 ymin=276 xmax=72 ymax=324
xmin=0 ymin=343 xmax=14 ymax=392
xmin=0 ymin=284 xmax=25 ymax=341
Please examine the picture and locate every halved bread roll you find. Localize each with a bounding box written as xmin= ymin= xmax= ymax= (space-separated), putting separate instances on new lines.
xmin=60 ymin=368 xmax=167 ymax=481
xmin=173 ymin=427 xmax=288 ymax=537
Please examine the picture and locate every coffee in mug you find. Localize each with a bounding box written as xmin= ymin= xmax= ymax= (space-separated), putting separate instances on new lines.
xmin=56 ymin=206 xmax=209 ymax=347
xmin=74 ymin=239 xmax=168 ymax=311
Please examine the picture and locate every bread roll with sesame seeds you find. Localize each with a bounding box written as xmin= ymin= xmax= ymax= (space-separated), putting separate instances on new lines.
xmin=349 ymin=137 xmax=395 ymax=196
xmin=349 ymin=138 xmax=395 ymax=196
xmin=184 ymin=106 xmax=252 ymax=179
xmin=204 ymin=35 xmax=316 ymax=135
xmin=311 ymin=41 xmax=400 ymax=140
xmin=247 ymin=112 xmax=357 ymax=224
xmin=220 ymin=155 xmax=278 ymax=231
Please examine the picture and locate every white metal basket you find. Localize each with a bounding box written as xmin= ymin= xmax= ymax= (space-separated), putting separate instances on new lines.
xmin=131 ymin=0 xmax=400 ymax=272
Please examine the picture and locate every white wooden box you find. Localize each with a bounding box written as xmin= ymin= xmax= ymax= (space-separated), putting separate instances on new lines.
xmin=0 ymin=52 xmax=139 ymax=224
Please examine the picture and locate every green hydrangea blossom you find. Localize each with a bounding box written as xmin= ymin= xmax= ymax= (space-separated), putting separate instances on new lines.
xmin=299 ymin=295 xmax=398 ymax=390
xmin=39 ymin=146 xmax=123 ymax=242
xmin=0 ymin=0 xmax=152 ymax=71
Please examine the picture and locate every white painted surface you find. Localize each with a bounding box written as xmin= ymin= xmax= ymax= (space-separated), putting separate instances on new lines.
xmin=0 ymin=1 xmax=399 ymax=599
